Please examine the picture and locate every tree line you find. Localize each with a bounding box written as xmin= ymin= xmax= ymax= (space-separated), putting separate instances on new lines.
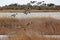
xmin=0 ymin=1 xmax=60 ymax=10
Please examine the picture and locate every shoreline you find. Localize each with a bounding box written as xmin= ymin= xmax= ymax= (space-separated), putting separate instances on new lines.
xmin=0 ymin=10 xmax=60 ymax=12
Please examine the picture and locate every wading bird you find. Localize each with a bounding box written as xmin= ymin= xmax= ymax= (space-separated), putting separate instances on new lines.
xmin=24 ymin=7 xmax=31 ymax=15
xmin=11 ymin=13 xmax=18 ymax=18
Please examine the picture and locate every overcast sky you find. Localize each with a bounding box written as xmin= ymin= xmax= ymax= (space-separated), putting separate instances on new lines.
xmin=0 ymin=0 xmax=60 ymax=6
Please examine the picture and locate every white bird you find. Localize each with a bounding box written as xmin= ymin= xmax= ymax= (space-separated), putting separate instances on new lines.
xmin=11 ymin=13 xmax=18 ymax=17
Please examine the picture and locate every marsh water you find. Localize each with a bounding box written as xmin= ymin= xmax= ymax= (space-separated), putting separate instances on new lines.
xmin=0 ymin=12 xmax=60 ymax=39
xmin=0 ymin=12 xmax=60 ymax=19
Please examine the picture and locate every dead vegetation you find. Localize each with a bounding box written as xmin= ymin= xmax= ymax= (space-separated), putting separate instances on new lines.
xmin=0 ymin=17 xmax=60 ymax=35
xmin=0 ymin=17 xmax=60 ymax=40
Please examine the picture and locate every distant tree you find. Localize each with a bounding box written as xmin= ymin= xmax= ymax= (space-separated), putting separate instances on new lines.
xmin=42 ymin=1 xmax=45 ymax=2
xmin=9 ymin=3 xmax=20 ymax=6
xmin=36 ymin=1 xmax=46 ymax=6
xmin=47 ymin=3 xmax=55 ymax=7
xmin=27 ymin=3 xmax=31 ymax=6
xmin=30 ymin=1 xmax=37 ymax=4
xmin=41 ymin=3 xmax=46 ymax=6
xmin=37 ymin=2 xmax=42 ymax=5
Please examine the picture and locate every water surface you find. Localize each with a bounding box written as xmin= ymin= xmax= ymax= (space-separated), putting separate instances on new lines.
xmin=0 ymin=12 xmax=60 ymax=19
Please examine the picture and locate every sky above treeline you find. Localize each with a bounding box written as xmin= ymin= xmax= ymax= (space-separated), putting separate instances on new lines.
xmin=0 ymin=0 xmax=60 ymax=6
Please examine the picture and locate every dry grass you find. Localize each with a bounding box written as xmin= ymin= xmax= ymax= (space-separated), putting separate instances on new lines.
xmin=0 ymin=17 xmax=60 ymax=34
xmin=0 ymin=17 xmax=60 ymax=40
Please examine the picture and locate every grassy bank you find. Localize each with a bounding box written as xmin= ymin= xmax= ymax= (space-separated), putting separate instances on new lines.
xmin=0 ymin=10 xmax=60 ymax=12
